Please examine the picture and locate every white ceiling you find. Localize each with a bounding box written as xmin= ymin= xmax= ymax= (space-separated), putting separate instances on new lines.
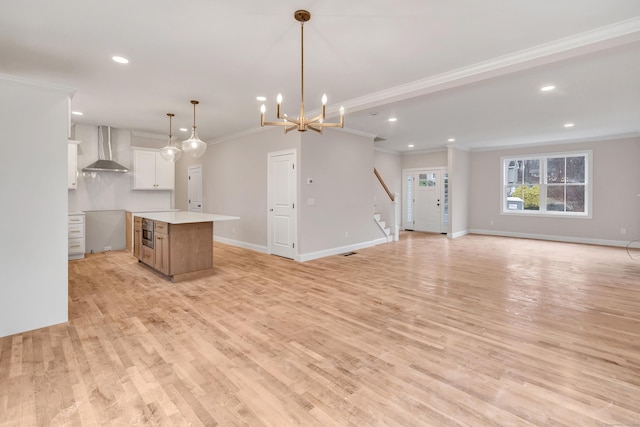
xmin=2 ymin=1 xmax=640 ymax=153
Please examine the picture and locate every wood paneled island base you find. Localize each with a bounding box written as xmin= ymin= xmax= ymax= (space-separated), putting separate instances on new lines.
xmin=133 ymin=211 xmax=239 ymax=282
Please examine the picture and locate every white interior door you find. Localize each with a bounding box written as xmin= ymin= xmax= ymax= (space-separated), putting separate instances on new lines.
xmin=188 ymin=165 xmax=203 ymax=212
xmin=404 ymin=168 xmax=446 ymax=233
xmin=268 ymin=150 xmax=297 ymax=259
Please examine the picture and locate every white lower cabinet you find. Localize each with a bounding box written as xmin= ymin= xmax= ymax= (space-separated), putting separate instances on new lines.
xmin=68 ymin=213 xmax=85 ymax=260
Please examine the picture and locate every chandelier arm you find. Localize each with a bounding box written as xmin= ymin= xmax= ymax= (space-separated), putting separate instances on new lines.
xmin=306 ymin=124 xmax=323 ymax=134
xmin=262 ymin=120 xmax=289 ymax=127
xmin=284 ymin=124 xmax=298 ymax=134
xmin=307 ymin=113 xmax=325 ymax=124
xmin=316 ymin=122 xmax=344 ymax=128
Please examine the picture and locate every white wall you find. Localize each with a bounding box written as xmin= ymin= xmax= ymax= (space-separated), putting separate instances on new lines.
xmin=469 ymin=137 xmax=640 ymax=245
xmin=0 ymin=76 xmax=72 ymax=337
xmin=68 ymin=124 xmax=172 ymax=212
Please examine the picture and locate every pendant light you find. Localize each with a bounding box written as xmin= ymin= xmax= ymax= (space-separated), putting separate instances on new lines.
xmin=160 ymin=113 xmax=182 ymax=162
xmin=182 ymin=100 xmax=207 ymax=158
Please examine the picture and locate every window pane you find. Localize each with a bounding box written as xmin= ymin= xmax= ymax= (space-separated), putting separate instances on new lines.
xmin=566 ymin=156 xmax=585 ymax=183
xmin=506 ymin=185 xmax=539 ymax=211
xmin=546 ymin=186 xmax=565 ymax=211
xmin=566 ymin=185 xmax=585 ymax=212
xmin=506 ymin=160 xmax=522 ymax=185
xmin=523 ymin=160 xmax=540 ymax=184
xmin=547 ymin=158 xmax=565 ymax=183
xmin=427 ymin=173 xmax=436 ymax=187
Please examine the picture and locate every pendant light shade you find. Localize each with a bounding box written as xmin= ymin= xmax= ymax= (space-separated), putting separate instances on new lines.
xmin=182 ymin=100 xmax=207 ymax=158
xmin=160 ymin=113 xmax=182 ymax=162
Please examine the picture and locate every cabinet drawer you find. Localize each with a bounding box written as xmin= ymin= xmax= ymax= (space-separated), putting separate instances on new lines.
xmin=68 ymin=223 xmax=84 ymax=238
xmin=68 ymin=215 xmax=84 ymax=224
xmin=142 ymin=245 xmax=154 ymax=266
xmin=68 ymin=238 xmax=85 ymax=255
xmin=154 ymin=221 xmax=168 ymax=234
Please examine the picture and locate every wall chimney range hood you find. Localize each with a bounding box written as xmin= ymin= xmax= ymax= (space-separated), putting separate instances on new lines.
xmin=82 ymin=126 xmax=129 ymax=173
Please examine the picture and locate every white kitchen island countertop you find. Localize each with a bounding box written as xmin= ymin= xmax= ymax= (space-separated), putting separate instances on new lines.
xmin=137 ymin=211 xmax=239 ymax=224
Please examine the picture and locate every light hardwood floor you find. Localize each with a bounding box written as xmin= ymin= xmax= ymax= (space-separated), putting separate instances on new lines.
xmin=1 ymin=232 xmax=640 ymax=426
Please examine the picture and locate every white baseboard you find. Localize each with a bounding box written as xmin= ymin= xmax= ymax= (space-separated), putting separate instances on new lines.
xmin=450 ymin=229 xmax=470 ymax=239
xmin=214 ymin=236 xmax=393 ymax=262
xmin=213 ymin=235 xmax=268 ymax=253
xmin=297 ymin=238 xmax=388 ymax=262
xmin=470 ymin=229 xmax=640 ymax=249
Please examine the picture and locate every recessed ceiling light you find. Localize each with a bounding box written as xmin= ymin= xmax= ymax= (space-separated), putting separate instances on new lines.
xmin=540 ymin=85 xmax=556 ymax=92
xmin=256 ymin=96 xmax=266 ymax=102
xmin=388 ymin=117 xmax=397 ymax=122
xmin=112 ymin=56 xmax=129 ymax=64
xmin=408 ymin=144 xmax=414 ymax=148
xmin=564 ymin=122 xmax=575 ymax=128
xmin=448 ymin=138 xmax=455 ymax=142
xmin=179 ymin=128 xmax=188 ymax=132
xmin=71 ymin=111 xmax=83 ymax=116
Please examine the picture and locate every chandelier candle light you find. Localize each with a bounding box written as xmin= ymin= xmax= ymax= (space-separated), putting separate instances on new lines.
xmin=182 ymin=100 xmax=207 ymax=158
xmin=160 ymin=113 xmax=182 ymax=162
xmin=260 ymin=10 xmax=345 ymax=134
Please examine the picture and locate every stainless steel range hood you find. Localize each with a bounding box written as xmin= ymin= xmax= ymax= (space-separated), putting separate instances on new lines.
xmin=82 ymin=126 xmax=129 ymax=173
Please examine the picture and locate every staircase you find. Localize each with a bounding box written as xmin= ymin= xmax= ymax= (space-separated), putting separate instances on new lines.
xmin=374 ymin=213 xmax=393 ymax=243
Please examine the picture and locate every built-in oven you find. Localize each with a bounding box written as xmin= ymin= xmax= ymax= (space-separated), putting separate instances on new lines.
xmin=141 ymin=218 xmax=154 ymax=248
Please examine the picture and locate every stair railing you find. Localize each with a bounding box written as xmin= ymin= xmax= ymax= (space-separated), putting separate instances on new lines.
xmin=374 ymin=168 xmax=395 ymax=202
xmin=374 ymin=168 xmax=400 ymax=241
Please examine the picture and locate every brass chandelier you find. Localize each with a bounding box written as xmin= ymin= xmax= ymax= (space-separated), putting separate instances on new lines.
xmin=260 ymin=10 xmax=344 ymax=134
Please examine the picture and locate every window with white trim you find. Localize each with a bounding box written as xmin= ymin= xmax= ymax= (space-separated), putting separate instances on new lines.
xmin=502 ymin=151 xmax=591 ymax=216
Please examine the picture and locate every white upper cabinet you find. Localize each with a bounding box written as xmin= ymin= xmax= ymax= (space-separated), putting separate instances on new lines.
xmin=68 ymin=140 xmax=80 ymax=189
xmin=132 ymin=149 xmax=174 ymax=190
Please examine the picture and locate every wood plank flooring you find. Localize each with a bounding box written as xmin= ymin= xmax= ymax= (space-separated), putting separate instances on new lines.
xmin=1 ymin=232 xmax=640 ymax=426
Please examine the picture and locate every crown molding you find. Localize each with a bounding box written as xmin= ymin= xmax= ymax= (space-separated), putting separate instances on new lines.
xmin=340 ymin=17 xmax=640 ymax=114
xmin=0 ymin=72 xmax=76 ymax=96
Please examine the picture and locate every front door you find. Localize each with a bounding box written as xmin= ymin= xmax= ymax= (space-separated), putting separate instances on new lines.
xmin=188 ymin=165 xmax=203 ymax=212
xmin=268 ymin=150 xmax=297 ymax=259
xmin=403 ymin=168 xmax=447 ymax=233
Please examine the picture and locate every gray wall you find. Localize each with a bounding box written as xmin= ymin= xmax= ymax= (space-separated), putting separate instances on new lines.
xmin=448 ymin=146 xmax=471 ymax=237
xmin=402 ymin=150 xmax=448 ymax=169
xmin=374 ymin=150 xmax=402 ymax=228
xmin=299 ymin=130 xmax=380 ymax=255
xmin=469 ymin=137 xmax=640 ymax=245
xmin=175 ymin=128 xmax=300 ymax=250
xmin=0 ymin=75 xmax=71 ymax=337
xmin=174 ymin=127 xmax=383 ymax=258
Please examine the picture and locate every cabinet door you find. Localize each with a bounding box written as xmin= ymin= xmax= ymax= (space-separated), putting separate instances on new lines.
xmin=133 ymin=150 xmax=157 ymax=189
xmin=154 ymin=232 xmax=170 ymax=275
xmin=154 ymin=153 xmax=175 ymax=190
xmin=68 ymin=143 xmax=78 ymax=189
xmin=133 ymin=219 xmax=142 ymax=260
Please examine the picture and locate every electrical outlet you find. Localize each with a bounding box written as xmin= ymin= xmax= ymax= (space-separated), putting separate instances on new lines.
xmin=345 ymin=231 xmax=348 ymax=238
xmin=620 ymin=228 xmax=627 ymax=235
xmin=104 ymin=246 xmax=112 ymax=251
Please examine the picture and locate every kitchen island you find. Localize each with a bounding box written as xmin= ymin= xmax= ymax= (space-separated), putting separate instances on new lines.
xmin=133 ymin=211 xmax=239 ymax=282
